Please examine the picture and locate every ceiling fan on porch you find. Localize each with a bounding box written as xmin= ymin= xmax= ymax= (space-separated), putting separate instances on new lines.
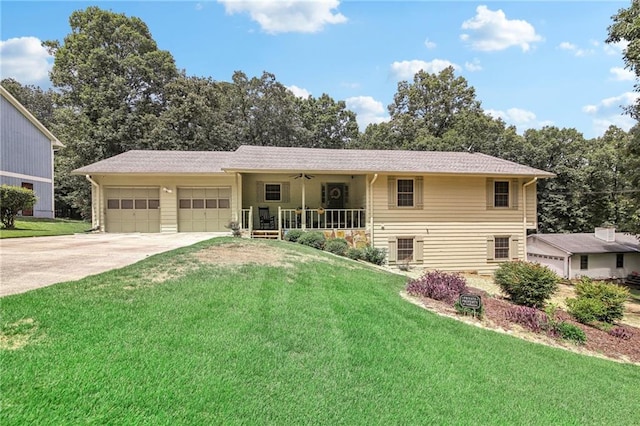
xmin=290 ymin=173 xmax=315 ymax=180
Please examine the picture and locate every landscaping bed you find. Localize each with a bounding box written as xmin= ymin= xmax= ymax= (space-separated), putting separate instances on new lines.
xmin=404 ymin=284 xmax=640 ymax=364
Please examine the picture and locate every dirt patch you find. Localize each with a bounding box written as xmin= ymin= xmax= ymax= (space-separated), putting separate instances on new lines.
xmin=194 ymin=241 xmax=290 ymax=267
xmin=0 ymin=318 xmax=40 ymax=351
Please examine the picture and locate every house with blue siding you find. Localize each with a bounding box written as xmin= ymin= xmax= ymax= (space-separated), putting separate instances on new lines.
xmin=1 ymin=86 xmax=63 ymax=218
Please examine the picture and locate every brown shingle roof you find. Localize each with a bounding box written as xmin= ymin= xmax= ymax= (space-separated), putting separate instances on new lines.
xmin=73 ymin=145 xmax=555 ymax=177
xmin=529 ymin=233 xmax=640 ymax=254
xmin=72 ymin=150 xmax=234 ymax=174
xmin=226 ymin=146 xmax=554 ymax=176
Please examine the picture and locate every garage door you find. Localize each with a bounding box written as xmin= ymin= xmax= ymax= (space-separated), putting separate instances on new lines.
xmin=105 ymin=188 xmax=160 ymax=233
xmin=178 ymin=187 xmax=231 ymax=232
xmin=528 ymin=253 xmax=565 ymax=278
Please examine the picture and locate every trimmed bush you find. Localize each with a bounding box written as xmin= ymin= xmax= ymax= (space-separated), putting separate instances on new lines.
xmin=505 ymin=306 xmax=547 ymax=333
xmin=361 ymin=245 xmax=386 ymax=266
xmin=1 ymin=184 xmax=37 ymax=229
xmin=566 ymin=278 xmax=629 ymax=324
xmin=284 ymin=229 xmax=305 ymax=243
xmin=494 ymin=261 xmax=560 ymax=308
xmin=345 ymin=247 xmax=363 ymax=261
xmin=324 ymin=238 xmax=349 ymax=256
xmin=406 ymin=271 xmax=468 ymax=305
xmin=555 ymin=322 xmax=586 ymax=345
xmin=297 ymin=231 xmax=326 ymax=250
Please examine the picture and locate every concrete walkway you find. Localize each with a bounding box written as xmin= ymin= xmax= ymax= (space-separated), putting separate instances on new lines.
xmin=0 ymin=233 xmax=221 ymax=297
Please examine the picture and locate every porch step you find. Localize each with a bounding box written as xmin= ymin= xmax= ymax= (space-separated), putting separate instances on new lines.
xmin=251 ymin=230 xmax=280 ymax=240
xmin=625 ymin=274 xmax=640 ymax=286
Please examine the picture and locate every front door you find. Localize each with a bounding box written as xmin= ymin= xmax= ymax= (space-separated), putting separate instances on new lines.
xmin=21 ymin=182 xmax=33 ymax=216
xmin=326 ymin=183 xmax=345 ymax=209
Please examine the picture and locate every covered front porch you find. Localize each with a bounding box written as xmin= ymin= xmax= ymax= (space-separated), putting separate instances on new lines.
xmin=237 ymin=172 xmax=370 ymax=238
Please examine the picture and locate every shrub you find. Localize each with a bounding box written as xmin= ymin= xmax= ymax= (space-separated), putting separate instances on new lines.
xmin=225 ymin=220 xmax=242 ymax=237
xmin=284 ymin=229 xmax=304 ymax=243
xmin=494 ymin=261 xmax=560 ymax=308
xmin=297 ymin=231 xmax=326 ymax=250
xmin=346 ymin=247 xmax=363 ymax=260
xmin=361 ymin=245 xmax=386 ymax=265
xmin=608 ymin=326 xmax=634 ymax=340
xmin=566 ymin=278 xmax=629 ymax=324
xmin=0 ymin=184 xmax=37 ymax=229
xmin=324 ymin=238 xmax=349 ymax=256
xmin=406 ymin=271 xmax=468 ymax=305
xmin=505 ymin=306 xmax=547 ymax=333
xmin=555 ymin=322 xmax=587 ymax=345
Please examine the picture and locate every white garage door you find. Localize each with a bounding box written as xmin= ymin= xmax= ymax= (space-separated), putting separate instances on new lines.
xmin=105 ymin=187 xmax=160 ymax=233
xmin=528 ymin=253 xmax=566 ymax=278
xmin=178 ymin=187 xmax=231 ymax=232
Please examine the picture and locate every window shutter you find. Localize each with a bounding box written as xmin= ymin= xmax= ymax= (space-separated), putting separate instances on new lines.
xmin=510 ymin=179 xmax=519 ymax=210
xmin=387 ymin=238 xmax=397 ymax=262
xmin=344 ymin=185 xmax=349 ymax=204
xmin=321 ymin=184 xmax=326 ymax=204
xmin=415 ymin=177 xmax=424 ymax=209
xmin=415 ymin=237 xmax=424 ymax=262
xmin=388 ymin=177 xmax=397 ymax=209
xmin=282 ymin=182 xmax=290 ymax=203
xmin=486 ymin=179 xmax=494 ymax=209
xmin=486 ymin=237 xmax=495 ymax=260
xmin=257 ymin=181 xmax=265 ymax=202
xmin=510 ymin=238 xmax=520 ymax=260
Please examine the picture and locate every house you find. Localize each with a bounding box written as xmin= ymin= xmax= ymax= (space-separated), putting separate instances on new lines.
xmin=1 ymin=86 xmax=64 ymax=218
xmin=527 ymin=227 xmax=640 ymax=280
xmin=72 ymin=145 xmax=554 ymax=273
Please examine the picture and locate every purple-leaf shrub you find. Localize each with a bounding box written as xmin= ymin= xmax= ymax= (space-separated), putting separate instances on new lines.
xmin=505 ymin=306 xmax=547 ymax=333
xmin=608 ymin=326 xmax=633 ymax=340
xmin=406 ymin=271 xmax=468 ymax=305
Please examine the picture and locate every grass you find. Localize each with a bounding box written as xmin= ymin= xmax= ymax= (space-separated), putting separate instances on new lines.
xmin=0 ymin=217 xmax=90 ymax=238
xmin=1 ymin=238 xmax=638 ymax=425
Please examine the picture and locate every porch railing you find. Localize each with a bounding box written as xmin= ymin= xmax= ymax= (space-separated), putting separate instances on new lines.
xmin=279 ymin=208 xmax=366 ymax=230
xmin=241 ymin=207 xmax=252 ymax=231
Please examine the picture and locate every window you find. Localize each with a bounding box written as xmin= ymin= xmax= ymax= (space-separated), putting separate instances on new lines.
xmin=494 ymin=181 xmax=510 ymax=207
xmin=107 ymin=199 xmax=120 ymax=209
xmin=218 ymin=198 xmax=230 ymax=209
xmin=179 ymin=199 xmax=191 ymax=209
xmin=397 ymin=238 xmax=414 ymax=261
xmin=494 ymin=237 xmax=510 ymax=259
xmin=580 ymin=255 xmax=589 ymax=270
xmin=121 ymin=199 xmax=133 ymax=209
xmin=134 ymin=199 xmax=147 ymax=209
xmin=264 ymin=184 xmax=281 ymax=202
xmin=616 ymin=253 xmax=624 ymax=268
xmin=397 ymin=179 xmax=414 ymax=207
xmin=206 ymin=199 xmax=218 ymax=209
xmin=148 ymin=199 xmax=160 ymax=209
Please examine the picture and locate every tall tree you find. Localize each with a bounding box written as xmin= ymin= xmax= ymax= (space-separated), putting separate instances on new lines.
xmin=44 ymin=6 xmax=179 ymax=217
xmin=387 ymin=66 xmax=482 ymax=142
xmin=298 ymin=93 xmax=359 ymax=148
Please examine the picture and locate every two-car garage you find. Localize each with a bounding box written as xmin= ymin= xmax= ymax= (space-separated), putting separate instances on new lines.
xmin=104 ymin=186 xmax=232 ymax=233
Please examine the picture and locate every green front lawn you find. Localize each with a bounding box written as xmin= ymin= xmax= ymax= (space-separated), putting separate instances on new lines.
xmin=0 ymin=217 xmax=90 ymax=238
xmin=1 ymin=239 xmax=638 ymax=424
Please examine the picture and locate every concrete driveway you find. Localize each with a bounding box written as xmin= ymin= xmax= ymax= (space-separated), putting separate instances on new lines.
xmin=0 ymin=233 xmax=222 ymax=297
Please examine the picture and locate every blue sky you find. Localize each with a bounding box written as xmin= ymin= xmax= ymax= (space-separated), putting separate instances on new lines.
xmin=1 ymin=1 xmax=636 ymax=139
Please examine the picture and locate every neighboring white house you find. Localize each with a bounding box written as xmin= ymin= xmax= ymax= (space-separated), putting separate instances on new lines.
xmin=527 ymin=227 xmax=640 ymax=280
xmin=0 ymin=86 xmax=64 ymax=218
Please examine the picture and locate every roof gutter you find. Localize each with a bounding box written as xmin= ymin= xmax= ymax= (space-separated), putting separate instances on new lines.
xmin=522 ymin=177 xmax=537 ymax=260
xmin=85 ymin=175 xmax=101 ymax=230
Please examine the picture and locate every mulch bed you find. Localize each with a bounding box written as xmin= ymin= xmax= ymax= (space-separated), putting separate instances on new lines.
xmin=406 ymin=286 xmax=640 ymax=365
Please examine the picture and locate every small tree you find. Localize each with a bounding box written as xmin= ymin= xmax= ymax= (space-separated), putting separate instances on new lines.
xmin=0 ymin=185 xmax=37 ymax=229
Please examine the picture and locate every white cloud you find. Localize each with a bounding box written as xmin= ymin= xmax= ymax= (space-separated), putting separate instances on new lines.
xmin=287 ymin=85 xmax=311 ymax=98
xmin=0 ymin=36 xmax=53 ymax=85
xmin=218 ymin=0 xmax=347 ymax=34
xmin=487 ymin=107 xmax=537 ymax=125
xmin=390 ymin=59 xmax=459 ymax=80
xmin=610 ymin=67 xmax=634 ymax=81
xmin=345 ymin=96 xmax=388 ymax=129
xmin=604 ymin=40 xmax=629 ymax=56
xmin=583 ymin=91 xmax=639 ymax=135
xmin=460 ymin=5 xmax=541 ymax=52
xmin=557 ymin=41 xmax=594 ymax=57
xmin=464 ymin=59 xmax=482 ymax=72
xmin=424 ymin=38 xmax=437 ymax=49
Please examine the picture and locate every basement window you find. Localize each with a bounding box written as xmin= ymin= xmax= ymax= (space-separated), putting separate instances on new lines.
xmin=494 ymin=237 xmax=510 ymax=259
xmin=397 ymin=238 xmax=414 ymax=261
xmin=616 ymin=253 xmax=624 ymax=268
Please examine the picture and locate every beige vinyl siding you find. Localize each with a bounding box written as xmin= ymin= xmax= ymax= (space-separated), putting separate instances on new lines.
xmin=92 ymin=175 xmax=238 ymax=233
xmin=525 ymin=181 xmax=537 ymax=229
xmin=372 ymin=175 xmax=527 ymax=274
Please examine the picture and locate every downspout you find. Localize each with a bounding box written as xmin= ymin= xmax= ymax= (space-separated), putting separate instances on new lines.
xmin=369 ymin=174 xmax=378 ymax=245
xmin=522 ymin=177 xmax=538 ymax=260
xmin=85 ymin=175 xmax=100 ymax=230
